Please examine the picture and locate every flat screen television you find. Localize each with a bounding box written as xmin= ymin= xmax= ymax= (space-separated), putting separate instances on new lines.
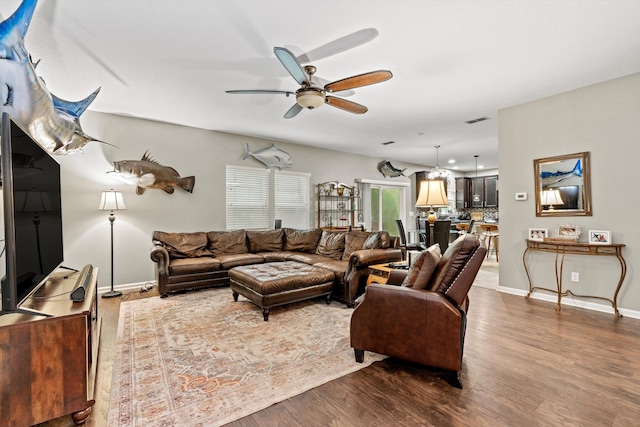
xmin=1 ymin=117 xmax=64 ymax=313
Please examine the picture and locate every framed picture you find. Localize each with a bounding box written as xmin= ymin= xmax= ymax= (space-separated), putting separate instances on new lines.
xmin=589 ymin=230 xmax=611 ymax=244
xmin=528 ymin=228 xmax=548 ymax=241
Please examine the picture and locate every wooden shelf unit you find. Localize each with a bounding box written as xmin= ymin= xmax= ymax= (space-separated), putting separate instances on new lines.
xmin=0 ymin=268 xmax=100 ymax=426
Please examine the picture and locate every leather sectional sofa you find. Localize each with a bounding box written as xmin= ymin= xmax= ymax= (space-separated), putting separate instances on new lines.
xmin=150 ymin=227 xmax=402 ymax=306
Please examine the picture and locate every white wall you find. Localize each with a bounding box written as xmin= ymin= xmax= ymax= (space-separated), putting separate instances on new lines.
xmin=55 ymin=111 xmax=427 ymax=289
xmin=499 ymin=72 xmax=640 ymax=312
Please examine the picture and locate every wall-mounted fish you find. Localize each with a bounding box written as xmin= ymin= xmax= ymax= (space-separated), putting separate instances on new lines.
xmin=0 ymin=0 xmax=104 ymax=155
xmin=540 ymin=159 xmax=582 ymax=186
xmin=110 ymin=151 xmax=195 ymax=195
xmin=377 ymin=160 xmax=406 ymax=178
xmin=243 ymin=143 xmax=293 ymax=169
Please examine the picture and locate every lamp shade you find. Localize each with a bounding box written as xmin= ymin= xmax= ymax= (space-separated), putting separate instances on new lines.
xmin=99 ymin=190 xmax=126 ymax=211
xmin=416 ymin=180 xmax=448 ymax=207
xmin=540 ymin=189 xmax=564 ymax=206
xmin=16 ymin=190 xmax=52 ymax=213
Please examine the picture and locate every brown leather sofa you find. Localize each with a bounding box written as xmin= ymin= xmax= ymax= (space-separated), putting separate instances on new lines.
xmin=150 ymin=228 xmax=402 ymax=306
xmin=350 ymin=234 xmax=487 ymax=387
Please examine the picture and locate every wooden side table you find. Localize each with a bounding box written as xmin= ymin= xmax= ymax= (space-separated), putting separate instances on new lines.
xmin=367 ymin=262 xmax=408 ymax=284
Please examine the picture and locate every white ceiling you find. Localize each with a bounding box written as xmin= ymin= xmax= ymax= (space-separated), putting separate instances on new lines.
xmin=4 ymin=0 xmax=640 ymax=172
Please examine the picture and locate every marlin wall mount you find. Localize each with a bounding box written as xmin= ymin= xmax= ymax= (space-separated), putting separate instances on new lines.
xmin=0 ymin=0 xmax=105 ymax=155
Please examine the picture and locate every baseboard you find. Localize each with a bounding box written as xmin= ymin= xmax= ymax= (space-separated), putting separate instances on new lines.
xmin=496 ymin=286 xmax=640 ymax=319
xmin=98 ymin=280 xmax=157 ymax=295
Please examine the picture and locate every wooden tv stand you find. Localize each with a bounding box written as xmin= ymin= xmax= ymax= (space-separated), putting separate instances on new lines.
xmin=0 ymin=267 xmax=100 ymax=426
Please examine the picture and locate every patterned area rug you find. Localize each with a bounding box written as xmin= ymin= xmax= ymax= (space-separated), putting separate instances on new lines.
xmin=107 ymin=288 xmax=384 ymax=426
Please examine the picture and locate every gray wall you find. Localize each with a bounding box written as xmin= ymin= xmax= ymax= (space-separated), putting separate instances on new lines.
xmin=499 ymin=72 xmax=640 ymax=313
xmin=55 ymin=111 xmax=425 ymax=289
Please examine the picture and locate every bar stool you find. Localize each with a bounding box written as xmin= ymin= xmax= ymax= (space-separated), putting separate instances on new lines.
xmin=480 ymin=224 xmax=499 ymax=261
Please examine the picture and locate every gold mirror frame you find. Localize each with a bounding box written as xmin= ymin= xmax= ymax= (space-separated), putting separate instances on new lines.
xmin=534 ymin=151 xmax=592 ymax=217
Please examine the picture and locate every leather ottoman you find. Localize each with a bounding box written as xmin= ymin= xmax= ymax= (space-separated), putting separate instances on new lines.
xmin=229 ymin=261 xmax=335 ymax=320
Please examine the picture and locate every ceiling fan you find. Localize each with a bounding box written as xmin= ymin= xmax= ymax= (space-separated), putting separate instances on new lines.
xmin=226 ymin=47 xmax=392 ymax=119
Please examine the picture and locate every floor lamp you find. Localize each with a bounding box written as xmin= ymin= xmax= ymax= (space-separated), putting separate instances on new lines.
xmin=415 ymin=180 xmax=449 ymax=247
xmin=99 ymin=189 xmax=126 ymax=298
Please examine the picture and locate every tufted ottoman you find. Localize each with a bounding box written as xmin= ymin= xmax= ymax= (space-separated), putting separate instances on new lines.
xmin=229 ymin=261 xmax=335 ymax=321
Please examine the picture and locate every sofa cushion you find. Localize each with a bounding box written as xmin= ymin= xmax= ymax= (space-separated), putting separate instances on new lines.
xmin=168 ymin=257 xmax=220 ymax=275
xmin=153 ymin=231 xmax=212 ymax=259
xmin=288 ymin=253 xmax=336 ymax=265
xmin=215 ymin=253 xmax=265 ymax=269
xmin=284 ymin=228 xmax=322 ymax=252
xmin=428 ymin=234 xmax=479 ymax=293
xmin=342 ymin=231 xmax=371 ymax=260
xmin=312 ymin=260 xmax=348 ymax=283
xmin=247 ymin=229 xmax=284 ymax=252
xmin=402 ymin=244 xmax=441 ymax=289
xmin=208 ymin=230 xmax=248 ymax=256
xmin=315 ymin=231 xmax=346 ymax=260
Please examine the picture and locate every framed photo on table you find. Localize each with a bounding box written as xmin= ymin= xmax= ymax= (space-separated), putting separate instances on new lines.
xmin=528 ymin=228 xmax=548 ymax=241
xmin=589 ymin=230 xmax=611 ymax=244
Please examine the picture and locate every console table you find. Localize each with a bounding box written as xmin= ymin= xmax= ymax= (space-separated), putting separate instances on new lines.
xmin=522 ymin=239 xmax=626 ymax=316
xmin=0 ymin=268 xmax=100 ymax=426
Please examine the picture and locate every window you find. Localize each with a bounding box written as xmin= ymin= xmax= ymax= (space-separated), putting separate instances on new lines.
xmin=226 ymin=165 xmax=270 ymax=230
xmin=275 ymin=170 xmax=310 ymax=229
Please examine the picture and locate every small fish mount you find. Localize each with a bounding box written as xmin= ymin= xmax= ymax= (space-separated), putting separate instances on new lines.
xmin=377 ymin=160 xmax=406 ymax=178
xmin=109 ymin=151 xmax=195 ymax=195
xmin=243 ymin=142 xmax=293 ymax=169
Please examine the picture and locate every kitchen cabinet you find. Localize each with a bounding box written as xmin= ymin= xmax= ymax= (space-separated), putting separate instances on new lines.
xmin=456 ymin=175 xmax=498 ymax=209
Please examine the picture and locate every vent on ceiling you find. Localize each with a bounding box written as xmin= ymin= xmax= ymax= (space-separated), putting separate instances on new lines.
xmin=465 ymin=116 xmax=490 ymax=124
xmin=382 ymin=141 xmax=395 ymax=145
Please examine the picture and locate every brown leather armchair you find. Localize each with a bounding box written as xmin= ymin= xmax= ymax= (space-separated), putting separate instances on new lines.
xmin=350 ymin=234 xmax=487 ymax=387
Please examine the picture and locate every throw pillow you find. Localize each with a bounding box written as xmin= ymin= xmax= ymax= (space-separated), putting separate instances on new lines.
xmin=207 ymin=230 xmax=248 ymax=256
xmin=402 ymin=244 xmax=441 ymax=289
xmin=342 ymin=231 xmax=370 ymax=260
xmin=315 ymin=231 xmax=346 ymax=260
xmin=284 ymin=228 xmax=322 ymax=252
xmin=153 ymin=231 xmax=211 ymax=258
xmin=362 ymin=232 xmax=381 ymax=249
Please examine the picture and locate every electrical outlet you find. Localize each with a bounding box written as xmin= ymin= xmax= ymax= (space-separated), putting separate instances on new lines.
xmin=571 ymin=272 xmax=579 ymax=282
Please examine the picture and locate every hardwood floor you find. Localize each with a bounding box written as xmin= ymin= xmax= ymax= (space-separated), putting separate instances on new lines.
xmin=40 ymin=261 xmax=640 ymax=426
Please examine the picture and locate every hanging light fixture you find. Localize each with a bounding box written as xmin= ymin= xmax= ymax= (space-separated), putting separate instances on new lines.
xmin=472 ymin=155 xmax=481 ymax=203
xmin=427 ymin=145 xmax=448 ymax=179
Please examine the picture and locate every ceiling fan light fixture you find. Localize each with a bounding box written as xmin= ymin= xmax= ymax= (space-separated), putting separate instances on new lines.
xmin=296 ymin=89 xmax=325 ymax=109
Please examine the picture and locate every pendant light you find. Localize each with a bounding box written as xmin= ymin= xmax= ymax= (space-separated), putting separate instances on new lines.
xmin=472 ymin=155 xmax=481 ymax=202
xmin=427 ymin=145 xmax=448 ymax=179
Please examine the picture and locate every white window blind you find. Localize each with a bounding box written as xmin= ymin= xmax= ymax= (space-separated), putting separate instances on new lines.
xmin=226 ymin=165 xmax=270 ymax=230
xmin=275 ymin=170 xmax=310 ymax=229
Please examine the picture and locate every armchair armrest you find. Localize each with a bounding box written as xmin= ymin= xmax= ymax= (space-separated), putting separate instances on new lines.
xmin=386 ymin=268 xmax=408 ymax=285
xmin=349 ymin=248 xmax=403 ymax=268
xmin=150 ymin=243 xmax=170 ymax=274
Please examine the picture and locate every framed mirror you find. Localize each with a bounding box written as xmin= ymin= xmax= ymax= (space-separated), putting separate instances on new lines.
xmin=534 ymin=151 xmax=592 ymax=217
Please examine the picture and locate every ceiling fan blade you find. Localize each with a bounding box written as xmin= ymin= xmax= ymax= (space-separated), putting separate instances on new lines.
xmin=325 ymin=96 xmax=368 ymax=114
xmin=226 ymin=90 xmax=294 ymax=96
xmin=296 ymin=28 xmax=379 ymax=64
xmin=325 ymin=70 xmax=393 ymax=93
xmin=274 ymin=47 xmax=309 ymax=86
xmin=313 ymin=76 xmax=355 ymax=97
xmin=284 ymin=103 xmax=303 ymax=119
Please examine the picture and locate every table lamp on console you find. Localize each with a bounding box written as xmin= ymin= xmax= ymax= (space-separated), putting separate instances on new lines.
xmin=416 ymin=180 xmax=449 ymax=245
xmin=99 ymin=189 xmax=126 ymax=298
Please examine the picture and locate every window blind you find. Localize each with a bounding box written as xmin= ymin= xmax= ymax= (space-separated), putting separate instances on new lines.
xmin=226 ymin=165 xmax=270 ymax=230
xmin=275 ymin=170 xmax=310 ymax=229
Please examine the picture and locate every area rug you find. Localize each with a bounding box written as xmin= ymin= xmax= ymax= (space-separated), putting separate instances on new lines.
xmin=107 ymin=288 xmax=384 ymax=426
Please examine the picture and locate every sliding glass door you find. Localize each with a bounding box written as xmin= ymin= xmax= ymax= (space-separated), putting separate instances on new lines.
xmin=370 ymin=185 xmax=405 ymax=233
